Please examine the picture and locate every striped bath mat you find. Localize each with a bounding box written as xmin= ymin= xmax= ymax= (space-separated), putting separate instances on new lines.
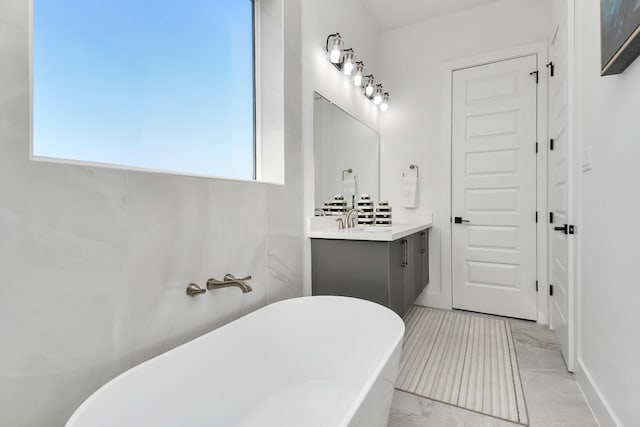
xmin=396 ymin=306 xmax=529 ymax=425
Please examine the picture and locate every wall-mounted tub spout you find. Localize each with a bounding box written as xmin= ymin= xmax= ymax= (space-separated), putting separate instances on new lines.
xmin=186 ymin=283 xmax=206 ymax=297
xmin=206 ymin=274 xmax=253 ymax=293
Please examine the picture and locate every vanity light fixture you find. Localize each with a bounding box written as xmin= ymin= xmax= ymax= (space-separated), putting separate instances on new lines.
xmin=342 ymin=49 xmax=355 ymax=75
xmin=372 ymin=84 xmax=384 ymax=105
xmin=325 ymin=33 xmax=391 ymax=111
xmin=363 ymin=75 xmax=375 ymax=97
xmin=380 ymin=93 xmax=390 ymax=112
xmin=326 ymin=33 xmax=343 ymax=64
xmin=353 ymin=62 xmax=365 ymax=86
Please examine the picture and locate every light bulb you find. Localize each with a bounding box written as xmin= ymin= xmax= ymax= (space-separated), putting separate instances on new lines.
xmin=342 ymin=49 xmax=355 ymax=75
xmin=330 ymin=48 xmax=341 ymax=63
xmin=353 ymin=62 xmax=364 ymax=86
xmin=373 ymin=85 xmax=384 ymax=105
xmin=343 ymin=62 xmax=354 ymax=75
xmin=326 ymin=33 xmax=343 ymax=64
xmin=363 ymin=75 xmax=375 ymax=97
xmin=365 ymin=84 xmax=374 ymax=97
xmin=380 ymin=93 xmax=390 ymax=112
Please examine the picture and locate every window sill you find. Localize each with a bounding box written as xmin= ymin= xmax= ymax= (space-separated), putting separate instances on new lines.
xmin=30 ymin=155 xmax=286 ymax=186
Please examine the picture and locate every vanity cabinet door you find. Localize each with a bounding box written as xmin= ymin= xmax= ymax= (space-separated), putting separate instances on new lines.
xmin=311 ymin=239 xmax=390 ymax=307
xmin=420 ymin=230 xmax=430 ymax=290
xmin=401 ymin=235 xmax=415 ymax=314
xmin=400 ymin=230 xmax=431 ymax=313
xmin=414 ymin=232 xmax=425 ymax=304
xmin=401 ymin=232 xmax=426 ymax=314
xmin=388 ymin=238 xmax=406 ymax=317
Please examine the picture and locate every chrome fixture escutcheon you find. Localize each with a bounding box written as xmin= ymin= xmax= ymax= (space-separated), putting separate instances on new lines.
xmin=186 ymin=283 xmax=206 ymax=297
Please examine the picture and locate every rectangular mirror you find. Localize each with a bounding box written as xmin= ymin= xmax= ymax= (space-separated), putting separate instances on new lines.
xmin=313 ymin=92 xmax=380 ymax=212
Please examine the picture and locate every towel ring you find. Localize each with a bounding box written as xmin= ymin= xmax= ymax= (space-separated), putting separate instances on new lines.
xmin=342 ymin=168 xmax=353 ymax=180
xmin=403 ymin=164 xmax=419 ymax=178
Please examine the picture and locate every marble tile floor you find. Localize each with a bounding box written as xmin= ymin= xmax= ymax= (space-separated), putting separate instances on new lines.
xmin=388 ymin=309 xmax=597 ymax=427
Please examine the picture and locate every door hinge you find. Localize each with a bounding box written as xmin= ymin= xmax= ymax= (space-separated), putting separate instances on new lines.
xmin=550 ymin=139 xmax=555 ymax=150
xmin=536 ymin=281 xmax=539 ymax=292
xmin=535 ymin=211 xmax=538 ymax=223
xmin=535 ymin=142 xmax=539 ymax=153
xmin=546 ymin=61 xmax=555 ymax=77
xmin=549 ymin=212 xmax=554 ymax=224
xmin=529 ymin=70 xmax=539 ymax=84
xmin=550 ymin=284 xmax=554 ymax=296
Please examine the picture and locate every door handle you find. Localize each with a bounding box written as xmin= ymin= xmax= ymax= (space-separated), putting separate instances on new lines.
xmin=420 ymin=231 xmax=426 ymax=254
xmin=554 ymin=224 xmax=568 ymax=234
xmin=454 ymin=217 xmax=471 ymax=224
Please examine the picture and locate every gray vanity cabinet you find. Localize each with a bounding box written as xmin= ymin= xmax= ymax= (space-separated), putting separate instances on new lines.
xmin=402 ymin=231 xmax=430 ymax=314
xmin=311 ymin=229 xmax=429 ymax=317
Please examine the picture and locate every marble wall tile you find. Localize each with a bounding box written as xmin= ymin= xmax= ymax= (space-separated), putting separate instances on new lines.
xmin=266 ymin=235 xmax=304 ymax=302
xmin=204 ymin=178 xmax=270 ymax=317
xmin=0 ymin=360 xmax=118 ymax=427
xmin=0 ymin=167 xmax=130 ymax=427
xmin=113 ymin=172 xmax=212 ymax=368
xmin=265 ymin=0 xmax=304 ymax=304
xmin=0 ymin=0 xmax=304 ymax=426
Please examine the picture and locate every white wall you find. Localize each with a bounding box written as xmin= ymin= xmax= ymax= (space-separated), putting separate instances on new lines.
xmin=574 ymin=1 xmax=640 ymax=425
xmin=0 ymin=1 xmax=303 ymax=426
xmin=302 ymin=0 xmax=381 ymax=294
xmin=378 ymin=0 xmax=552 ymax=307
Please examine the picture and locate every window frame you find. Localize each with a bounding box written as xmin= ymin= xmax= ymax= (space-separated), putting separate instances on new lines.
xmin=29 ymin=0 xmax=261 ymax=183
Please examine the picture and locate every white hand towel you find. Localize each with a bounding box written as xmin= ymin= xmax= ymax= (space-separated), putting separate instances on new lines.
xmin=343 ymin=176 xmax=357 ymax=206
xmin=402 ymin=176 xmax=418 ymax=208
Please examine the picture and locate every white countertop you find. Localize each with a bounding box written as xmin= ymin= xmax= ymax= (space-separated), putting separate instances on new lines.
xmin=307 ymin=215 xmax=432 ymax=242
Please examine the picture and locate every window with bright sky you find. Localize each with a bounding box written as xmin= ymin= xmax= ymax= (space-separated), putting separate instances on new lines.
xmin=33 ymin=0 xmax=255 ymax=180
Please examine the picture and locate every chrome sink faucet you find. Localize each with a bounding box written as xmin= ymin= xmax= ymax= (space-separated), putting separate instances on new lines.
xmin=345 ymin=209 xmax=364 ymax=228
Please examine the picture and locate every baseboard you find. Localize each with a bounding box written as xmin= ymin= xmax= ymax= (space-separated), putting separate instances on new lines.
xmin=574 ymin=360 xmax=621 ymax=427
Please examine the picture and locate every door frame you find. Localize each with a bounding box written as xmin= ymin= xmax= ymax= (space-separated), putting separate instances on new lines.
xmin=549 ymin=0 xmax=579 ymax=372
xmin=568 ymin=0 xmax=582 ymax=374
xmin=437 ymin=42 xmax=550 ymax=323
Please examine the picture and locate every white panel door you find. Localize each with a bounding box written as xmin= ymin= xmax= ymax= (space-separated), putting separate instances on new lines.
xmin=452 ymin=55 xmax=538 ymax=320
xmin=549 ymin=0 xmax=574 ymax=371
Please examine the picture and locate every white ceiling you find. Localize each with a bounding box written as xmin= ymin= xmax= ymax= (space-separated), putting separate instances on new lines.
xmin=358 ymin=0 xmax=502 ymax=32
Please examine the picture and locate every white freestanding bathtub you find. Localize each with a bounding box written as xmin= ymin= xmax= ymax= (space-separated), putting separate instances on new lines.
xmin=65 ymin=296 xmax=405 ymax=427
